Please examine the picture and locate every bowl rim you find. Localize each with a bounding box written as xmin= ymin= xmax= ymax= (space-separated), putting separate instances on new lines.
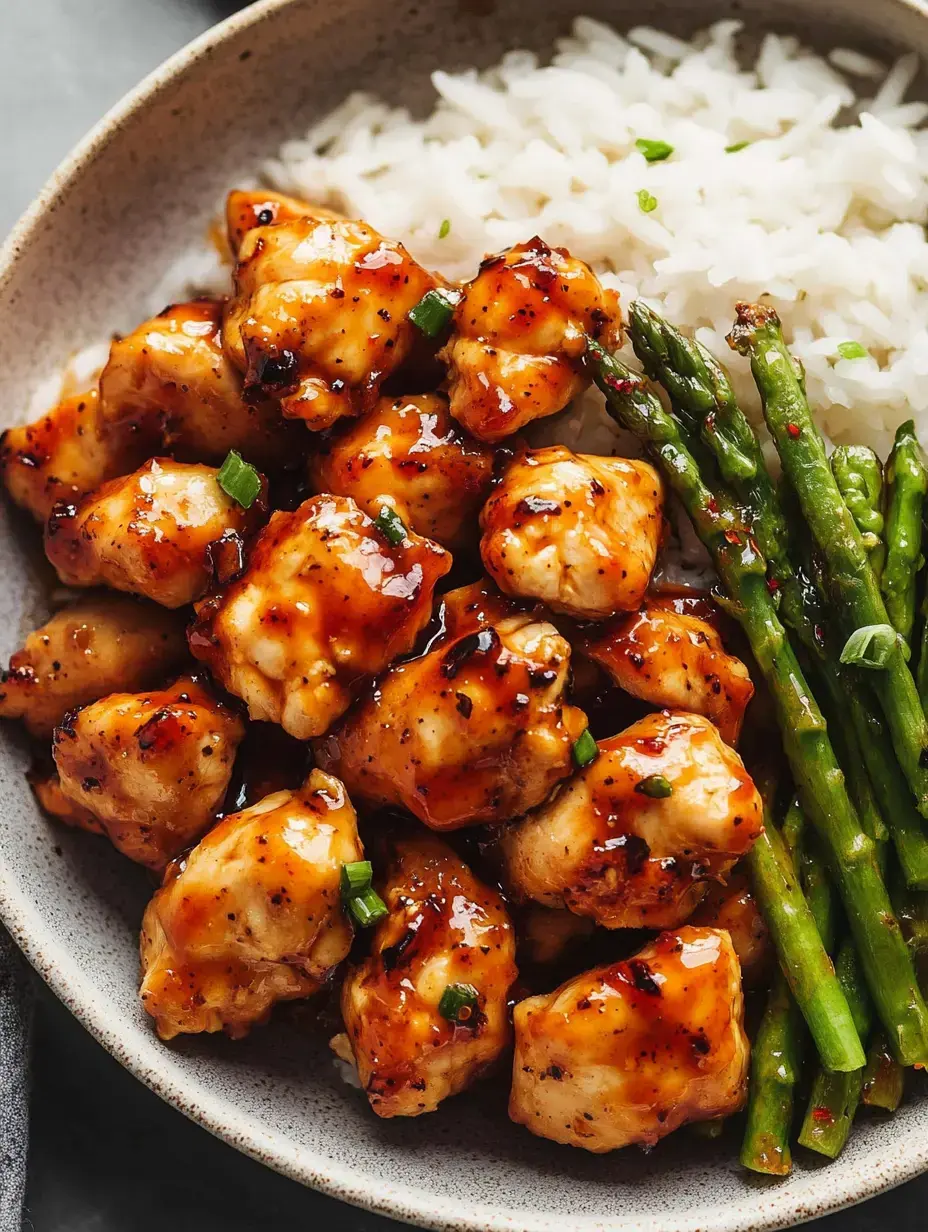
xmin=4 ymin=0 xmax=928 ymax=1228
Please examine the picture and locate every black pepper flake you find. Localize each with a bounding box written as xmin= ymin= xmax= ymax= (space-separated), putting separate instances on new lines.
xmin=440 ymin=628 xmax=501 ymax=679
xmin=628 ymin=959 xmax=662 ymax=996
xmin=455 ymin=692 xmax=473 ymax=719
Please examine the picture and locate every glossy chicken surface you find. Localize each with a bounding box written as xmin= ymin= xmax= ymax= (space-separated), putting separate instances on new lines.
xmin=44 ymin=458 xmax=265 ymax=608
xmin=690 ymin=868 xmax=769 ymax=982
xmin=509 ymin=926 xmax=749 ymax=1152
xmin=480 ymin=446 xmax=664 ymax=619
xmin=0 ymin=390 xmax=139 ymax=523
xmin=139 ymin=769 xmax=362 ymax=1039
xmin=225 ymin=188 xmax=340 ymax=255
xmin=439 ymin=237 xmax=621 ymax=443
xmin=309 ymin=394 xmax=495 ymax=549
xmin=99 ymin=300 xmax=302 ymax=470
xmin=499 ymin=710 xmax=763 ymax=928
xmin=53 ymin=676 xmax=244 ymax=870
xmin=316 ymin=611 xmax=587 ymax=829
xmin=583 ymin=599 xmax=754 ymax=744
xmin=29 ymin=765 xmax=104 ymax=835
xmin=189 ymin=494 xmax=450 ymax=739
xmin=223 ymin=216 xmax=437 ymax=429
xmin=0 ymin=596 xmax=187 ymax=739
xmin=335 ymin=832 xmax=517 ymax=1117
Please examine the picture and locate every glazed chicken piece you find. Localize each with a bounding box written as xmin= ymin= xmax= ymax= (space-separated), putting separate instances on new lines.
xmin=309 ymin=394 xmax=496 ymax=549
xmin=509 ymin=926 xmax=749 ymax=1152
xmin=498 ymin=710 xmax=763 ymax=929
xmin=29 ymin=764 xmax=104 ymax=835
xmin=222 ymin=215 xmax=437 ymax=429
xmin=333 ymin=832 xmax=517 ymax=1117
xmin=225 ymin=188 xmax=340 ymax=255
xmin=139 ymin=769 xmax=362 ymax=1039
xmin=480 ymin=446 xmax=664 ymax=619
xmin=53 ymin=676 xmax=244 ymax=871
xmin=316 ymin=610 xmax=587 ymax=829
xmin=99 ymin=300 xmax=302 ymax=471
xmin=0 ymin=595 xmax=187 ymax=739
xmin=582 ymin=598 xmax=754 ymax=745
xmin=690 ymin=867 xmax=769 ymax=983
xmin=438 ymin=237 xmax=621 ymax=444
xmin=188 ymin=494 xmax=450 ymax=740
xmin=0 ymin=390 xmax=141 ymax=523
xmin=44 ymin=458 xmax=266 ymax=608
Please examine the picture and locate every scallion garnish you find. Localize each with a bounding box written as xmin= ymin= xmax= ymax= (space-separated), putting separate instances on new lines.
xmin=725 ymin=140 xmax=750 ymax=153
xmin=839 ymin=623 xmax=908 ymax=669
xmin=836 ymin=340 xmax=869 ymax=361
xmin=340 ymin=860 xmax=373 ymax=899
xmin=636 ymin=137 xmax=674 ymax=162
xmin=637 ymin=189 xmax=658 ymax=214
xmin=374 ymin=504 xmax=408 ymax=546
xmin=408 ymin=288 xmax=458 ymax=338
xmin=217 ymin=450 xmax=261 ymax=509
xmin=635 ymin=773 xmax=674 ymax=799
xmin=348 ymin=888 xmax=389 ymax=928
xmin=438 ymin=218 xmax=451 ymax=239
xmin=572 ymin=729 xmax=598 ymax=768
xmin=438 ymin=982 xmax=480 ymax=1024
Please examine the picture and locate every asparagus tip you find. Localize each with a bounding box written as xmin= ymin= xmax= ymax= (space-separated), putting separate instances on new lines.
xmin=726 ymin=301 xmax=781 ymax=354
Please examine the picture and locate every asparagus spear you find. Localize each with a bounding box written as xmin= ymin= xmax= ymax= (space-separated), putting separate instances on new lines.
xmin=862 ymin=1032 xmax=906 ymax=1111
xmin=882 ymin=421 xmax=927 ymax=646
xmin=728 ymin=304 xmax=928 ymax=819
xmin=917 ymin=560 xmax=928 ymax=714
xmin=831 ymin=445 xmax=885 ymax=582
xmin=588 ymin=338 xmax=927 ymax=1066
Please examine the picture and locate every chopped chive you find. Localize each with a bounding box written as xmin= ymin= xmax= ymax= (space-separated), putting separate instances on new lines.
xmin=438 ymin=982 xmax=480 ymax=1024
xmin=348 ymin=887 xmax=389 ymax=928
xmin=635 ymin=773 xmax=674 ymax=799
xmin=408 ymin=288 xmax=457 ymax=338
xmin=438 ymin=218 xmax=451 ymax=239
xmin=839 ymin=623 xmax=908 ymax=669
xmin=572 ymin=729 xmax=598 ymax=768
xmin=836 ymin=340 xmax=869 ymax=360
xmin=340 ymin=860 xmax=373 ymax=899
xmin=637 ymin=189 xmax=659 ymax=214
xmin=374 ymin=504 xmax=408 ymax=546
xmin=636 ymin=137 xmax=674 ymax=162
xmin=217 ymin=450 xmax=261 ymax=509
xmin=725 ymin=140 xmax=751 ymax=153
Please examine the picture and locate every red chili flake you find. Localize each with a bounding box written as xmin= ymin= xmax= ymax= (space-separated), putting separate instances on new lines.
xmin=723 ymin=530 xmax=741 ymax=545
xmin=811 ymin=1106 xmax=834 ymax=1125
xmin=605 ymin=375 xmax=638 ymax=395
xmin=707 ymin=498 xmax=719 ymax=514
xmin=787 ymin=423 xmax=801 ymax=438
xmin=766 ymin=577 xmax=780 ymax=593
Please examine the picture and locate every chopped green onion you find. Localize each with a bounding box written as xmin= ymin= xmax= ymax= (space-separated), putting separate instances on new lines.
xmin=348 ymin=887 xmax=389 ymax=928
xmin=636 ymin=138 xmax=674 ymax=162
xmin=572 ymin=729 xmax=598 ymax=768
xmin=725 ymin=140 xmax=750 ymax=153
xmin=836 ymin=341 xmax=869 ymax=360
xmin=438 ymin=982 xmax=480 ymax=1024
xmin=635 ymin=774 xmax=674 ymax=799
xmin=217 ymin=450 xmax=261 ymax=509
xmin=340 ymin=860 xmax=373 ymax=899
xmin=374 ymin=504 xmax=408 ymax=546
xmin=408 ymin=288 xmax=457 ymax=338
xmin=637 ymin=189 xmax=659 ymax=214
xmin=438 ymin=218 xmax=451 ymax=239
xmin=840 ymin=623 xmax=909 ymax=669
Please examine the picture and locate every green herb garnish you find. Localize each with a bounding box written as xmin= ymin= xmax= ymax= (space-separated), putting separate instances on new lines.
xmin=340 ymin=860 xmax=373 ymax=898
xmin=217 ymin=450 xmax=261 ymax=509
xmin=637 ymin=189 xmax=659 ymax=214
xmin=636 ymin=138 xmax=674 ymax=162
xmin=572 ymin=729 xmax=598 ymax=768
xmin=635 ymin=774 xmax=674 ymax=799
xmin=408 ymin=288 xmax=457 ymax=338
xmin=347 ymin=888 xmax=389 ymax=928
xmin=725 ymin=140 xmax=751 ymax=153
xmin=438 ymin=218 xmax=451 ymax=239
xmin=836 ymin=341 xmax=869 ymax=361
xmin=374 ymin=504 xmax=408 ymax=546
xmin=840 ymin=623 xmax=908 ymax=669
xmin=438 ymin=982 xmax=480 ymax=1024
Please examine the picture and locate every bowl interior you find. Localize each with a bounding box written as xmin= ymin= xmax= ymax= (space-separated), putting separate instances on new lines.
xmin=2 ymin=0 xmax=928 ymax=1228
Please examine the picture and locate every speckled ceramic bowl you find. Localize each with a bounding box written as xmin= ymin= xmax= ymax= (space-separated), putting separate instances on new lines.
xmin=3 ymin=0 xmax=928 ymax=1227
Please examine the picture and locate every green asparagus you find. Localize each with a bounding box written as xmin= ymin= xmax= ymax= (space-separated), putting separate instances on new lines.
xmin=831 ymin=445 xmax=885 ymax=581
xmin=882 ymin=421 xmax=927 ymax=645
xmin=862 ymin=1033 xmax=906 ymax=1111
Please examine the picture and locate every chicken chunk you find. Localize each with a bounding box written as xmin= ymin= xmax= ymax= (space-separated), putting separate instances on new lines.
xmin=690 ymin=868 xmax=769 ymax=982
xmin=509 ymin=926 xmax=749 ymax=1152
xmin=335 ymin=833 xmax=517 ymax=1117
xmin=222 ymin=216 xmax=437 ymax=429
xmin=438 ymin=237 xmax=621 ymax=443
xmin=188 ymin=494 xmax=450 ymax=740
xmin=480 ymin=446 xmax=664 ymax=619
xmin=44 ymin=458 xmax=266 ymax=608
xmin=139 ymin=769 xmax=362 ymax=1039
xmin=582 ymin=599 xmax=754 ymax=745
xmin=99 ymin=300 xmax=302 ymax=470
xmin=0 ymin=596 xmax=187 ymax=739
xmin=0 ymin=390 xmax=140 ymax=523
xmin=498 ymin=710 xmax=763 ymax=929
xmin=53 ymin=676 xmax=244 ymax=870
xmin=316 ymin=612 xmax=587 ymax=829
xmin=29 ymin=764 xmax=104 ymax=835
xmin=225 ymin=188 xmax=340 ymax=255
xmin=309 ymin=394 xmax=495 ymax=549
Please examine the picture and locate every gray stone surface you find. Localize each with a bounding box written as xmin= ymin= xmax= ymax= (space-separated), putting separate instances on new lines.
xmin=4 ymin=1 xmax=928 ymax=1228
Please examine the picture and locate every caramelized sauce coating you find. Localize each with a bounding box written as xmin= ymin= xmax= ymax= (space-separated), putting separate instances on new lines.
xmin=509 ymin=926 xmax=749 ymax=1152
xmin=225 ymin=188 xmax=341 ymax=256
xmin=29 ymin=765 xmax=104 ymax=835
xmin=53 ymin=676 xmax=244 ymax=871
xmin=309 ymin=394 xmax=495 ymax=549
xmin=0 ymin=596 xmax=187 ymax=739
xmin=438 ymin=237 xmax=621 ymax=443
xmin=188 ymin=494 xmax=451 ymax=739
xmin=316 ymin=611 xmax=587 ymax=829
xmin=498 ymin=710 xmax=763 ymax=928
xmin=139 ymin=770 xmax=362 ymax=1040
xmin=223 ymin=216 xmax=436 ymax=429
xmin=480 ymin=446 xmax=664 ymax=619
xmin=44 ymin=458 xmax=266 ymax=608
xmin=582 ymin=600 xmax=754 ymax=745
xmin=690 ymin=867 xmax=769 ymax=982
xmin=335 ymin=832 xmax=517 ymax=1117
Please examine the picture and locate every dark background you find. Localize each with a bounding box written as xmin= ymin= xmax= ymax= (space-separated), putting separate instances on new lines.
xmin=5 ymin=1 xmax=928 ymax=1228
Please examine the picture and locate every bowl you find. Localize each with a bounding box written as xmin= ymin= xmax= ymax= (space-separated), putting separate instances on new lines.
xmin=3 ymin=0 xmax=928 ymax=1228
